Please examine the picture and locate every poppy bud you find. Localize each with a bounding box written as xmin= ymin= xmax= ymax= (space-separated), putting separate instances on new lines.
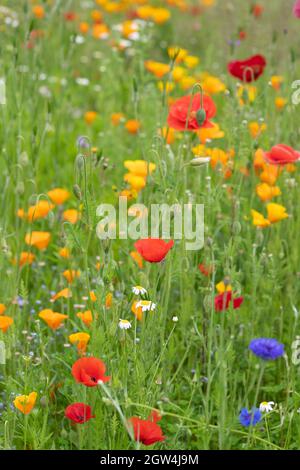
xmin=16 ymin=182 xmax=25 ymax=195
xmin=19 ymin=151 xmax=29 ymax=166
xmin=73 ymin=184 xmax=82 ymax=200
xmin=75 ymin=154 xmax=84 ymax=171
xmin=196 ymin=108 xmax=207 ymax=126
xmin=40 ymin=396 xmax=48 ymax=408
xmin=48 ymin=210 xmax=55 ymax=228
xmin=190 ymin=156 xmax=211 ymax=166
xmin=231 ymin=221 xmax=241 ymax=234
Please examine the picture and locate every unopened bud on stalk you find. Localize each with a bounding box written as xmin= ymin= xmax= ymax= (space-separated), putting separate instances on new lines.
xmin=16 ymin=181 xmax=24 ymax=195
xmin=190 ymin=156 xmax=211 ymax=166
xmin=19 ymin=151 xmax=29 ymax=166
xmin=196 ymin=108 xmax=207 ymax=126
xmin=73 ymin=184 xmax=82 ymax=200
xmin=75 ymin=154 xmax=84 ymax=171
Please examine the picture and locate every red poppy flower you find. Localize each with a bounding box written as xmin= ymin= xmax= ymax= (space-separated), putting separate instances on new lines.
xmin=129 ymin=411 xmax=165 ymax=446
xmin=198 ymin=263 xmax=214 ymax=277
xmin=215 ymin=291 xmax=244 ymax=311
xmin=167 ymin=93 xmax=216 ymax=131
xmin=252 ymin=4 xmax=264 ymax=18
xmin=64 ymin=11 xmax=77 ymax=21
xmin=72 ymin=357 xmax=111 ymax=387
xmin=264 ymin=144 xmax=300 ymax=166
xmin=65 ymin=403 xmax=95 ymax=424
xmin=228 ymin=55 xmax=266 ymax=82
xmin=134 ymin=238 xmax=174 ymax=263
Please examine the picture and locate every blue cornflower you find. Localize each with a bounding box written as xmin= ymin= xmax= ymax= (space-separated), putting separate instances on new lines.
xmin=239 ymin=407 xmax=262 ymax=427
xmin=249 ymin=338 xmax=284 ymax=360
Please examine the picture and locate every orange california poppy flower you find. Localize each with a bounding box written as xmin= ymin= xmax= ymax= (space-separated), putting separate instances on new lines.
xmin=47 ymin=188 xmax=70 ymax=205
xmin=0 ymin=316 xmax=14 ymax=333
xmin=251 ymin=210 xmax=271 ymax=228
xmin=63 ymin=209 xmax=80 ymax=224
xmin=131 ymin=301 xmax=143 ymax=321
xmin=13 ymin=392 xmax=37 ymax=415
xmin=38 ymin=309 xmax=68 ymax=330
xmin=63 ymin=270 xmax=80 ymax=284
xmin=256 ymin=183 xmax=281 ymax=202
xmin=27 ymin=200 xmax=54 ymax=222
xmin=144 ymin=60 xmax=170 ymax=78
xmin=77 ymin=310 xmax=93 ymax=327
xmin=130 ymin=250 xmax=143 ymax=269
xmin=92 ymin=23 xmax=109 ymax=39
xmin=0 ymin=304 xmax=6 ymax=315
xmin=124 ymin=160 xmax=156 ymax=177
xmin=84 ymin=111 xmax=98 ymax=125
xmin=259 ymin=165 xmax=281 ymax=186
xmin=105 ymin=293 xmax=112 ymax=309
xmin=111 ymin=112 xmax=125 ymax=126
xmin=51 ymin=288 xmax=72 ymax=302
xmin=59 ymin=247 xmax=71 ymax=259
xmin=125 ymin=120 xmax=141 ymax=134
xmin=32 ymin=6 xmax=45 ymax=19
xmin=79 ymin=22 xmax=89 ymax=34
xmin=266 ymin=203 xmax=288 ymax=224
xmin=69 ymin=332 xmax=90 ymax=354
xmin=124 ymin=173 xmax=146 ymax=191
xmin=16 ymin=252 xmax=35 ymax=267
xmin=25 ymin=231 xmax=51 ymax=250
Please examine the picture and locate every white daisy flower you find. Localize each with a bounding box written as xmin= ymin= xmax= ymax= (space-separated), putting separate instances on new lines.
xmin=132 ymin=285 xmax=147 ymax=295
xmin=118 ymin=319 xmax=132 ymax=330
xmin=135 ymin=300 xmax=156 ymax=312
xmin=259 ymin=401 xmax=275 ymax=413
xmin=172 ymin=316 xmax=179 ymax=322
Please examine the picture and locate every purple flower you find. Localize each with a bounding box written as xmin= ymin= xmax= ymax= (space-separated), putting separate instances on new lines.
xmin=293 ymin=0 xmax=300 ymax=18
xmin=249 ymin=338 xmax=284 ymax=360
xmin=239 ymin=407 xmax=262 ymax=427
xmin=76 ymin=136 xmax=90 ymax=149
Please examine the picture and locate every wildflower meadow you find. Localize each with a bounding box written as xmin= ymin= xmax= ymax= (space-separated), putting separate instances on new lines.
xmin=1 ymin=0 xmax=300 ymax=454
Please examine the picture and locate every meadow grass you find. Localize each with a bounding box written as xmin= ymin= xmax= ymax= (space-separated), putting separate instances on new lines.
xmin=0 ymin=0 xmax=300 ymax=450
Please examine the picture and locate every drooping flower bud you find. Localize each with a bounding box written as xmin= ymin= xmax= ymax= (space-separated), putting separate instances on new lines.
xmin=73 ymin=184 xmax=82 ymax=200
xmin=196 ymin=108 xmax=206 ymax=126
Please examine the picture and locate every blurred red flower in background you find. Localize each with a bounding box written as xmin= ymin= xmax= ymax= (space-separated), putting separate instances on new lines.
xmin=264 ymin=144 xmax=300 ymax=165
xmin=252 ymin=4 xmax=264 ymax=18
xmin=228 ymin=55 xmax=266 ymax=82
